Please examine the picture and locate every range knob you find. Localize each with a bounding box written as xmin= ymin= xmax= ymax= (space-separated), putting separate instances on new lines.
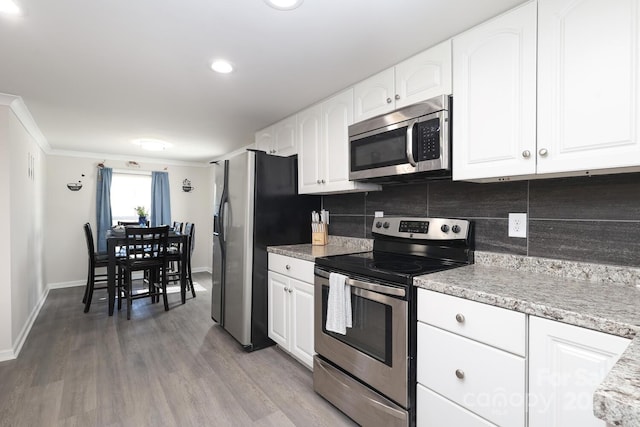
xmin=452 ymin=225 xmax=461 ymax=233
xmin=375 ymin=221 xmax=383 ymax=229
xmin=440 ymin=224 xmax=450 ymax=233
xmin=383 ymin=221 xmax=390 ymax=229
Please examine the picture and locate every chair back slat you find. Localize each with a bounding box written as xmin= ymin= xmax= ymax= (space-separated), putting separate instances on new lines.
xmin=184 ymin=223 xmax=195 ymax=254
xmin=124 ymin=226 xmax=169 ymax=262
xmin=84 ymin=222 xmax=96 ymax=257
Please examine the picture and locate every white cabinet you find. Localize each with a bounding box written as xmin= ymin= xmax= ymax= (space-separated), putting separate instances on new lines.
xmin=529 ymin=316 xmax=630 ymax=427
xmin=416 ymin=289 xmax=526 ymax=427
xmin=297 ymin=88 xmax=381 ymax=194
xmin=537 ymin=0 xmax=640 ymax=174
xmin=255 ymin=115 xmax=297 ymax=157
xmin=354 ymin=40 xmax=452 ymax=122
xmin=452 ymin=1 xmax=537 ymax=181
xmin=267 ymin=253 xmax=315 ymax=369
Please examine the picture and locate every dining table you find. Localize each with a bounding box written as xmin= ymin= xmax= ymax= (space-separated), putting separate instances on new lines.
xmin=106 ymin=229 xmax=189 ymax=316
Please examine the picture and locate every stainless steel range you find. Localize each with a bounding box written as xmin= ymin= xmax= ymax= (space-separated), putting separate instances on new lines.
xmin=313 ymin=217 xmax=473 ymax=427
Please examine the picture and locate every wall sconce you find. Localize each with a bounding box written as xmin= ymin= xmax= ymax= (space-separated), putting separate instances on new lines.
xmin=67 ymin=174 xmax=85 ymax=191
xmin=182 ymin=179 xmax=194 ymax=192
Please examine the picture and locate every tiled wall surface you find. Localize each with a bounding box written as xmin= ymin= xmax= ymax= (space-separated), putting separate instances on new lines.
xmin=323 ymin=173 xmax=640 ymax=267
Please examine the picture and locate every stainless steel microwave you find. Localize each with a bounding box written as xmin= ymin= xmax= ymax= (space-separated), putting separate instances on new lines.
xmin=349 ymin=95 xmax=451 ymax=182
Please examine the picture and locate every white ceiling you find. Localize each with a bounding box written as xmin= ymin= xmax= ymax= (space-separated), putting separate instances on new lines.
xmin=0 ymin=0 xmax=526 ymax=164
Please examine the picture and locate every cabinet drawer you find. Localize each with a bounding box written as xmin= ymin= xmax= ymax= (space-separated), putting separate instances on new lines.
xmin=417 ymin=323 xmax=525 ymax=427
xmin=417 ymin=384 xmax=497 ymax=427
xmin=417 ymin=289 xmax=526 ymax=356
xmin=268 ymin=253 xmax=314 ymax=283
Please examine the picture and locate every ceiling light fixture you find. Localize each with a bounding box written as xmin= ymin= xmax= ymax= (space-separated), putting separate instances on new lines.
xmin=264 ymin=0 xmax=303 ymax=11
xmin=0 ymin=0 xmax=21 ymax=15
xmin=210 ymin=59 xmax=234 ymax=74
xmin=131 ymin=138 xmax=172 ymax=151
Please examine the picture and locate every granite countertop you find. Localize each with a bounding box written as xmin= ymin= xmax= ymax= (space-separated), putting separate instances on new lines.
xmin=267 ymin=236 xmax=372 ymax=262
xmin=414 ymin=252 xmax=640 ymax=426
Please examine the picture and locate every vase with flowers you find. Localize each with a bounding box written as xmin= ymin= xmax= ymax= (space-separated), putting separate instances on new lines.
xmin=135 ymin=206 xmax=148 ymax=226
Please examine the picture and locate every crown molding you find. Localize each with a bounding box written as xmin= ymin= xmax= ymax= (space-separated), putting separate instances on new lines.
xmin=47 ymin=149 xmax=210 ymax=168
xmin=209 ymin=143 xmax=256 ymax=162
xmin=0 ymin=93 xmax=51 ymax=153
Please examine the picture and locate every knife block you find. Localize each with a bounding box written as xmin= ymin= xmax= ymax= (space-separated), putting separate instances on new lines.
xmin=312 ymin=224 xmax=328 ymax=246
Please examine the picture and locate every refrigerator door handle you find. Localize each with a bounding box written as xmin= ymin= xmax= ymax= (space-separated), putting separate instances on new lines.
xmin=222 ymin=201 xmax=230 ymax=244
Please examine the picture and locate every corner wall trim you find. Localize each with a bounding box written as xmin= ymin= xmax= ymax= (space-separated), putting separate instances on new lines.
xmin=0 ymin=349 xmax=14 ymax=363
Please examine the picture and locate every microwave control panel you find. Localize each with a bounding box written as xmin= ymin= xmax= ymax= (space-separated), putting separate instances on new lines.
xmin=415 ymin=118 xmax=441 ymax=161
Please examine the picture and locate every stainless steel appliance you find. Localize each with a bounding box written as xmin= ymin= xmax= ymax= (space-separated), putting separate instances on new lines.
xmin=349 ymin=95 xmax=451 ymax=183
xmin=211 ymin=150 xmax=320 ymax=350
xmin=313 ymin=217 xmax=473 ymax=427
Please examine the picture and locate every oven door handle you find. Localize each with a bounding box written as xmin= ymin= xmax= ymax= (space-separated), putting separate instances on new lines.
xmin=315 ymin=268 xmax=406 ymax=297
xmin=406 ymin=119 xmax=418 ymax=167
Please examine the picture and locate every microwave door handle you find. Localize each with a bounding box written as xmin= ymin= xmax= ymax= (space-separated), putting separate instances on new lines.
xmin=406 ymin=120 xmax=418 ymax=167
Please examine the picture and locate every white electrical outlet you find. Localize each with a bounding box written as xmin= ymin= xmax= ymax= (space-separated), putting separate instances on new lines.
xmin=508 ymin=213 xmax=527 ymax=238
xmin=375 ymin=211 xmax=384 ymax=218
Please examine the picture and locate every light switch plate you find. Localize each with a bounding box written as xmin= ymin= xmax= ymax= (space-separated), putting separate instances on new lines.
xmin=508 ymin=213 xmax=527 ymax=238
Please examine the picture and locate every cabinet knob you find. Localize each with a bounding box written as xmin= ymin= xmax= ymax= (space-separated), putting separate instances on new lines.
xmin=316 ymin=179 xmax=321 ymax=184
xmin=285 ymin=265 xmax=291 ymax=270
xmin=538 ymin=148 xmax=548 ymax=157
xmin=386 ymin=97 xmax=392 ymax=104
xmin=395 ymin=94 xmax=400 ymax=100
xmin=321 ymin=179 xmax=326 ymax=184
xmin=522 ymin=150 xmax=531 ymax=158
xmin=455 ymin=369 xmax=465 ymax=379
xmin=288 ymin=288 xmax=293 ymax=293
xmin=455 ymin=313 xmax=465 ymax=323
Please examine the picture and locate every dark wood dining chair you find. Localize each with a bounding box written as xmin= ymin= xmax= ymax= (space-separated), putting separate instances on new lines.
xmin=83 ymin=223 xmax=122 ymax=312
xmin=167 ymin=222 xmax=196 ymax=298
xmin=120 ymin=226 xmax=170 ymax=320
xmin=172 ymin=221 xmax=183 ymax=233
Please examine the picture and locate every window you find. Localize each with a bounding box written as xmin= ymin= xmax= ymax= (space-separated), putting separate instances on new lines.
xmin=111 ymin=172 xmax=152 ymax=225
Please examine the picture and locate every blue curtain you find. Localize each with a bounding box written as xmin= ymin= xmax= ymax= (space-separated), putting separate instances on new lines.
xmin=151 ymin=171 xmax=171 ymax=226
xmin=96 ymin=167 xmax=112 ymax=253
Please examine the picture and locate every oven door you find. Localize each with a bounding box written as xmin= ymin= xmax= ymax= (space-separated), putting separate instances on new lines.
xmin=314 ymin=269 xmax=408 ymax=407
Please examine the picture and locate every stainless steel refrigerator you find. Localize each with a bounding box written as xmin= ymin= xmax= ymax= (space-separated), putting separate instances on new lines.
xmin=211 ymin=150 xmax=320 ymax=351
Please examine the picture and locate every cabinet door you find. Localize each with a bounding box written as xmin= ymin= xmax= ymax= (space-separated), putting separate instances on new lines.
xmin=297 ymin=105 xmax=323 ymax=194
xmin=452 ymin=2 xmax=537 ymax=181
xmin=354 ymin=68 xmax=395 ymax=122
xmin=267 ymin=271 xmax=290 ymax=349
xmin=255 ymin=127 xmax=273 ymax=153
xmin=290 ymin=279 xmax=315 ymax=369
xmin=537 ymin=0 xmax=640 ymax=174
xmin=273 ymin=115 xmax=297 ymax=156
xmin=529 ymin=316 xmax=630 ymax=427
xmin=395 ymin=40 xmax=452 ymax=109
xmin=322 ymin=88 xmax=354 ymax=189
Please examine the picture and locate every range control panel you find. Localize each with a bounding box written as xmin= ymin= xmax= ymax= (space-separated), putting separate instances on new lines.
xmin=372 ymin=217 xmax=470 ymax=240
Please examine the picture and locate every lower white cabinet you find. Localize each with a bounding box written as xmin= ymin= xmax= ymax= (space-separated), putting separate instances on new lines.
xmin=267 ymin=254 xmax=315 ymax=369
xmin=528 ymin=316 xmax=630 ymax=427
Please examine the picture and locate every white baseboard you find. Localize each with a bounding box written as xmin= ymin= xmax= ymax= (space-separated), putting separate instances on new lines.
xmin=7 ymin=285 xmax=50 ymax=361
xmin=192 ymin=267 xmax=212 ymax=274
xmin=48 ymin=280 xmax=85 ymax=289
xmin=0 ymin=348 xmax=14 ymax=362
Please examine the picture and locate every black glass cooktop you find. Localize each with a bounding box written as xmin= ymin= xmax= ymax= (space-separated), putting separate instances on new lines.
xmin=315 ymin=251 xmax=468 ymax=286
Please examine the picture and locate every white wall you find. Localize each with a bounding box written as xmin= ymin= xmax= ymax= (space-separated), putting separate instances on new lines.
xmin=0 ymin=105 xmax=48 ymax=360
xmin=44 ymin=155 xmax=212 ymax=286
xmin=0 ymin=108 xmax=13 ymax=356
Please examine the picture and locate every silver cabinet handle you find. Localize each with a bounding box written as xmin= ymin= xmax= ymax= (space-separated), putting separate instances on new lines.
xmin=386 ymin=97 xmax=392 ymax=104
xmin=316 ymin=179 xmax=321 ymax=184
xmin=455 ymin=313 xmax=465 ymax=323
xmin=522 ymin=150 xmax=531 ymax=158
xmin=455 ymin=369 xmax=465 ymax=379
xmin=288 ymin=288 xmax=293 ymax=293
xmin=395 ymin=94 xmax=400 ymax=100
xmin=285 ymin=265 xmax=291 ymax=270
xmin=539 ymin=148 xmax=548 ymax=157
xmin=321 ymin=179 xmax=326 ymax=184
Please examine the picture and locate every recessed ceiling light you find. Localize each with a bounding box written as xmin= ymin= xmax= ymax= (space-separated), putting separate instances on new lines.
xmin=131 ymin=138 xmax=172 ymax=151
xmin=211 ymin=59 xmax=234 ymax=74
xmin=264 ymin=0 xmax=303 ymax=11
xmin=0 ymin=0 xmax=21 ymax=15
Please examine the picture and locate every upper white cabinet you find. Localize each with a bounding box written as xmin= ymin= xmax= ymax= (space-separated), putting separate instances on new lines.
xmin=354 ymin=40 xmax=452 ymax=123
xmin=454 ymin=0 xmax=640 ymax=181
xmin=255 ymin=115 xmax=297 ymax=157
xmin=452 ymin=1 xmax=537 ymax=181
xmin=537 ymin=0 xmax=640 ymax=174
xmin=529 ymin=316 xmax=630 ymax=427
xmin=298 ymin=89 xmax=381 ymax=194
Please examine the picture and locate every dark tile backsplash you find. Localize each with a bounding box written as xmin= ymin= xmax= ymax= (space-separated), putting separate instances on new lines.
xmin=323 ymin=172 xmax=640 ymax=267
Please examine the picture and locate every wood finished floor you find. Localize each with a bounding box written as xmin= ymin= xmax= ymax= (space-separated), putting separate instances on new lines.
xmin=0 ymin=273 xmax=357 ymax=427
